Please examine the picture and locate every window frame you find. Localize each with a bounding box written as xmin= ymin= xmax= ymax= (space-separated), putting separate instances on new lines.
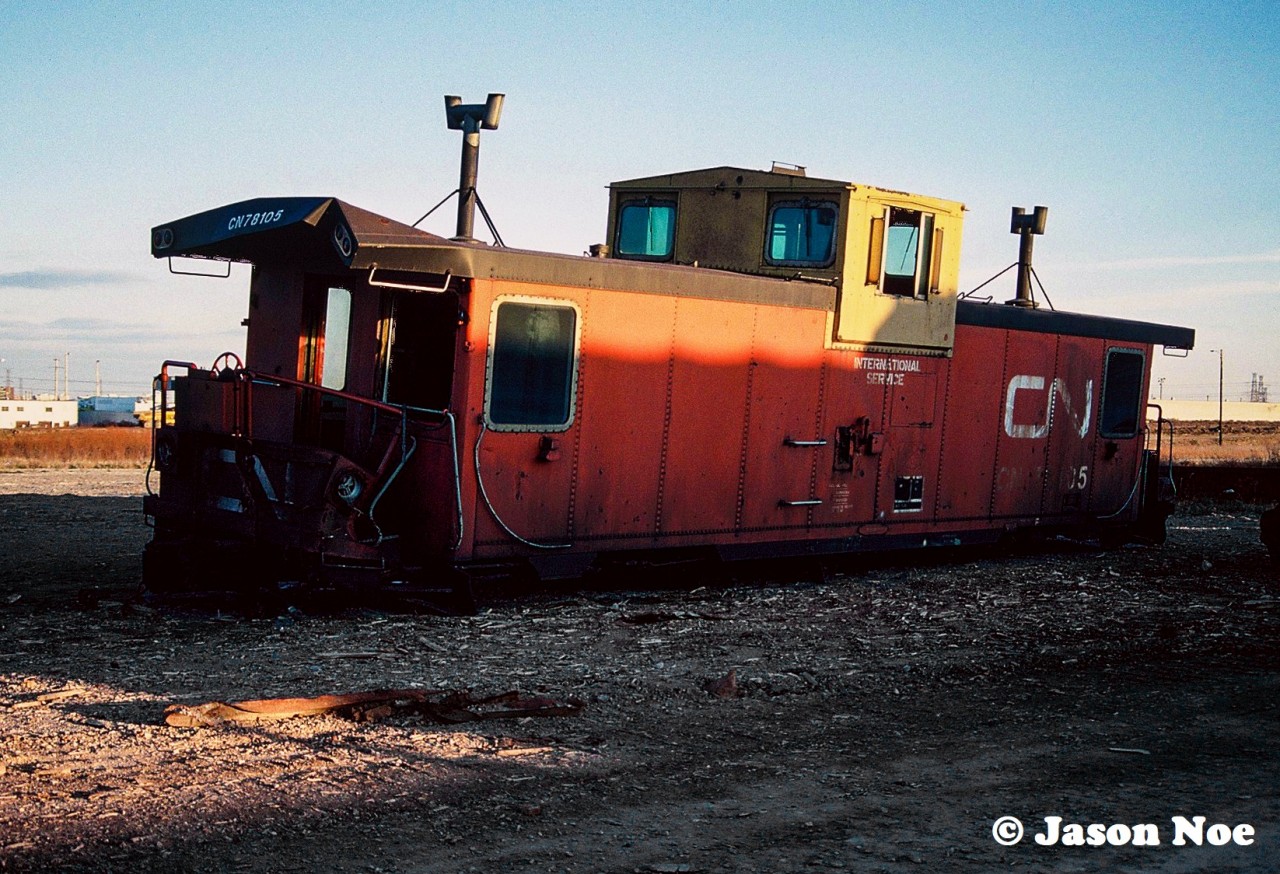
xmin=763 ymin=198 xmax=839 ymax=268
xmin=377 ymin=289 xmax=459 ymax=413
xmin=614 ymin=196 xmax=678 ymax=261
xmin=299 ymin=278 xmax=354 ymax=392
xmin=878 ymin=206 xmax=936 ymax=298
xmin=1098 ymin=347 xmax=1147 ymax=439
xmin=482 ymin=295 xmax=582 ymax=433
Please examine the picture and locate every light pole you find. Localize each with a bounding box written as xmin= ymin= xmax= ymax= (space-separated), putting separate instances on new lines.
xmin=1209 ymin=348 xmax=1224 ymax=446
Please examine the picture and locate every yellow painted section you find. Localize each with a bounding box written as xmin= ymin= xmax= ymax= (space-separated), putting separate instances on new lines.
xmin=833 ymin=185 xmax=965 ymax=356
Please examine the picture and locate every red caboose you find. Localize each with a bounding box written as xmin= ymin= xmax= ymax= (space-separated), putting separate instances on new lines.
xmin=144 ymin=99 xmax=1193 ymax=600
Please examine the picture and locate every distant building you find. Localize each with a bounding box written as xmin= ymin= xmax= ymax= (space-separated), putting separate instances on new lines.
xmin=134 ymin=393 xmax=175 ymax=427
xmin=0 ymin=398 xmax=78 ymax=429
xmin=1148 ymin=400 xmax=1280 ymax=422
xmin=78 ymin=395 xmax=145 ymax=426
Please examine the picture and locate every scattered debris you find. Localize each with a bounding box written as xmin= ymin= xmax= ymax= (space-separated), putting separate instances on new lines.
xmin=703 ymin=670 xmax=738 ymax=699
xmin=12 ymin=687 xmax=86 ymax=709
xmin=618 ymin=610 xmax=730 ymax=624
xmin=316 ymin=651 xmax=398 ymax=660
xmin=164 ymin=689 xmax=584 ymax=727
xmin=495 ymin=746 xmax=554 ymax=758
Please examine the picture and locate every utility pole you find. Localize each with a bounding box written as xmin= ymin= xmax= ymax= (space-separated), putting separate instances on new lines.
xmin=95 ymin=360 xmax=102 ymax=396
xmin=1210 ymin=348 xmax=1224 ymax=446
xmin=53 ymin=358 xmax=59 ymax=400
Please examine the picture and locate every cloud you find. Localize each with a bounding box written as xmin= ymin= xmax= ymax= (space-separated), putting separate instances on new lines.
xmin=0 ymin=316 xmax=237 ymax=346
xmin=45 ymin=317 xmax=122 ymax=332
xmin=0 ymin=268 xmax=140 ymax=289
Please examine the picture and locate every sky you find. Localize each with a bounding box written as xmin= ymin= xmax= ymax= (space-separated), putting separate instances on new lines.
xmin=1 ymin=1 xmax=1276 ymax=401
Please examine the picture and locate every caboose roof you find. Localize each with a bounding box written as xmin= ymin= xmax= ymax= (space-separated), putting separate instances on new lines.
xmin=151 ymin=195 xmax=1193 ymax=350
xmin=611 ymin=165 xmax=850 ymax=190
xmin=609 ymin=166 xmax=964 ymax=212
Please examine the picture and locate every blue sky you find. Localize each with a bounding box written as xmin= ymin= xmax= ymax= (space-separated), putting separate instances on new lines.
xmin=1 ymin=1 xmax=1276 ymax=400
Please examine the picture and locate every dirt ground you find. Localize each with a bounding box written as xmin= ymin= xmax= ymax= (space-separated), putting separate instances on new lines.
xmin=1 ymin=469 xmax=1277 ymax=873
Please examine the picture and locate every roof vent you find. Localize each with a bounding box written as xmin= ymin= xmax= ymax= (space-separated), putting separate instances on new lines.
xmin=770 ymin=161 xmax=807 ymax=177
xmin=444 ymin=93 xmax=505 ymax=242
xmin=1007 ymin=205 xmax=1048 ymax=308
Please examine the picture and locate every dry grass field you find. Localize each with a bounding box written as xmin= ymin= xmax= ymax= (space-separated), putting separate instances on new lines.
xmin=1166 ymin=420 xmax=1280 ymax=466
xmin=0 ymin=421 xmax=1275 ymax=470
xmin=0 ymin=427 xmax=150 ymax=469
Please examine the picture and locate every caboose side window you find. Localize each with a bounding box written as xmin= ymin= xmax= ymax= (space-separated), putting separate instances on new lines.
xmin=320 ymin=288 xmax=352 ymax=390
xmin=616 ymin=198 xmax=676 ymax=260
xmin=765 ymin=200 xmax=837 ymax=267
xmin=879 ymin=207 xmax=935 ymax=297
xmin=485 ymin=299 xmax=580 ymax=431
xmin=300 ymin=284 xmax=353 ymax=391
xmin=1099 ymin=348 xmax=1145 ymax=438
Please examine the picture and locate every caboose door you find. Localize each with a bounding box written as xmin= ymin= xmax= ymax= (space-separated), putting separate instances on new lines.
xmin=296 ymin=276 xmax=353 ymax=451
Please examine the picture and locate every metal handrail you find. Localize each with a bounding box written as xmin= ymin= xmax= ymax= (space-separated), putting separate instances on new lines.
xmin=1146 ymin=402 xmax=1176 ymax=503
xmin=237 ymin=369 xmax=445 ymax=420
xmin=146 ymin=360 xmax=199 ymax=496
xmin=367 ymin=265 xmax=453 ymax=294
xmin=1145 ymin=402 xmax=1175 ymax=471
xmin=151 ymin=361 xmax=467 ymax=552
xmin=231 ymin=369 xmax=464 ymax=550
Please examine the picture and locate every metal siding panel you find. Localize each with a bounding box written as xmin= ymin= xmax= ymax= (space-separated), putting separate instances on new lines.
xmin=933 ymin=327 xmax=1006 ymax=521
xmin=873 ymin=358 xmax=943 ymax=522
xmin=573 ymin=293 xmax=678 ymax=540
xmin=738 ymin=309 xmax=829 ymax=531
xmin=659 ymin=298 xmax=754 ymax=535
xmin=809 ymin=350 xmax=884 ymax=530
xmin=1041 ymin=336 xmax=1102 ymax=518
xmin=991 ymin=330 xmax=1060 ymax=520
xmin=473 ymin=430 xmax=575 ymax=546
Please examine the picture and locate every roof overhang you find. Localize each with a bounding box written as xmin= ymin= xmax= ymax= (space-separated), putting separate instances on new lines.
xmin=957 ymin=299 xmax=1195 ymax=350
xmin=150 ymin=197 xmax=454 ymax=269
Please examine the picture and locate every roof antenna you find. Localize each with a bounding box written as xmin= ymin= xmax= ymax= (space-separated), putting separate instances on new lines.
xmin=445 ymin=93 xmax=504 ymax=242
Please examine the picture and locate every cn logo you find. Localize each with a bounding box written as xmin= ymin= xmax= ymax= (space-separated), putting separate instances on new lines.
xmin=1004 ymin=375 xmax=1093 ymax=439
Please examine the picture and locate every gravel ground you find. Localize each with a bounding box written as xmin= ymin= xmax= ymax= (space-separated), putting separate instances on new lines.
xmin=0 ymin=470 xmax=1277 ymax=873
